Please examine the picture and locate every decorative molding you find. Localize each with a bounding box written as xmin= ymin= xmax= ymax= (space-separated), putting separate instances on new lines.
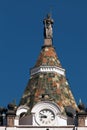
xmin=16 ymin=105 xmax=29 ymax=117
xmin=31 ymin=101 xmax=67 ymax=126
xmin=31 ymin=101 xmax=61 ymax=114
xmin=30 ymin=66 xmax=65 ymax=76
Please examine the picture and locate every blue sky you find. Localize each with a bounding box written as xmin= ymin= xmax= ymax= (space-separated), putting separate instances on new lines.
xmin=0 ymin=0 xmax=87 ymax=107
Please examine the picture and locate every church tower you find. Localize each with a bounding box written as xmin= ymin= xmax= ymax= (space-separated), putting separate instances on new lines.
xmin=19 ymin=14 xmax=77 ymax=115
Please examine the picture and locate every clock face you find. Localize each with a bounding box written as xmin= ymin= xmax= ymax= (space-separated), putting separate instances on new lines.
xmin=35 ymin=109 xmax=55 ymax=126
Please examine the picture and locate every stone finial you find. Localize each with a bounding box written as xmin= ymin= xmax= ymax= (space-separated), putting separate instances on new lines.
xmin=78 ymin=99 xmax=85 ymax=111
xmin=6 ymin=103 xmax=17 ymax=127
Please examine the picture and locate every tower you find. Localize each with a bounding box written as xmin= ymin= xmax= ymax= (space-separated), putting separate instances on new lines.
xmin=19 ymin=14 xmax=77 ymax=117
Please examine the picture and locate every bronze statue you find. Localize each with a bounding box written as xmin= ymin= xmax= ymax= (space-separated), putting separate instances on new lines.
xmin=43 ymin=14 xmax=54 ymax=39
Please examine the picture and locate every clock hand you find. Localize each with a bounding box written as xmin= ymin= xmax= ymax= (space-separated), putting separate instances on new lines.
xmin=39 ymin=113 xmax=47 ymax=118
xmin=40 ymin=115 xmax=47 ymax=118
xmin=39 ymin=112 xmax=46 ymax=116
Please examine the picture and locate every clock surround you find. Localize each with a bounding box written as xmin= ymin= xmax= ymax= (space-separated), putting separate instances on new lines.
xmin=31 ymin=101 xmax=62 ymax=126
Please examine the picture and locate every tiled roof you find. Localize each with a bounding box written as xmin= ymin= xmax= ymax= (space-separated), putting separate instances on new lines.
xmin=19 ymin=45 xmax=78 ymax=114
xmin=35 ymin=45 xmax=62 ymax=68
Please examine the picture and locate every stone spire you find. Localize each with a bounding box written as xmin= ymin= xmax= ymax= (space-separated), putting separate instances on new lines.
xmin=19 ymin=15 xmax=78 ymax=114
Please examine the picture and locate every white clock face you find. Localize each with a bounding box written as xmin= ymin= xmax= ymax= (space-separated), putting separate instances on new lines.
xmin=35 ymin=109 xmax=55 ymax=126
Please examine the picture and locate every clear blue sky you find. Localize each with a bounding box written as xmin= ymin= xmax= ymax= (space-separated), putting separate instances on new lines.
xmin=0 ymin=0 xmax=87 ymax=107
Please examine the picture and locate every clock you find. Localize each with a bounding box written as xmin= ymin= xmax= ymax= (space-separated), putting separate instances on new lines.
xmin=35 ymin=109 xmax=55 ymax=126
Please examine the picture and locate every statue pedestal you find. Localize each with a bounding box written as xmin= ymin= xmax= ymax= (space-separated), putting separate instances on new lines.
xmin=44 ymin=39 xmax=52 ymax=46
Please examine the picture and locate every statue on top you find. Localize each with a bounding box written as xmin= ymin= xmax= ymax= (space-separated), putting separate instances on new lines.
xmin=43 ymin=14 xmax=54 ymax=39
